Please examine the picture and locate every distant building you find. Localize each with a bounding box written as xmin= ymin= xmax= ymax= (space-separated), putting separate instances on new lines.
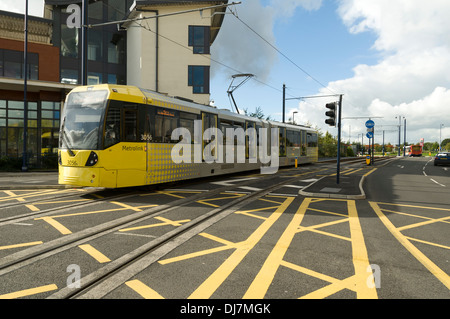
xmin=0 ymin=0 xmax=227 ymax=168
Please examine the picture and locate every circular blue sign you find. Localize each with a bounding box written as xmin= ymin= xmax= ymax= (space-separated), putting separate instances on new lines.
xmin=366 ymin=132 xmax=374 ymax=139
xmin=365 ymin=120 xmax=375 ymax=128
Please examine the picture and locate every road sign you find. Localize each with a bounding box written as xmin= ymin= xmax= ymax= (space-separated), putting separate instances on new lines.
xmin=366 ymin=132 xmax=374 ymax=139
xmin=365 ymin=120 xmax=375 ymax=129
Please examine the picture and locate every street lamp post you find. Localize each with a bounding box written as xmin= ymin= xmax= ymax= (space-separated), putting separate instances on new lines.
xmin=395 ymin=115 xmax=402 ymax=156
xmin=292 ymin=111 xmax=298 ymax=124
xmin=440 ymin=124 xmax=444 ymax=151
xmin=403 ymin=117 xmax=406 ymax=157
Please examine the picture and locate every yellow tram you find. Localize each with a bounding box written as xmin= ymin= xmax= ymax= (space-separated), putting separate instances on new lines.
xmin=58 ymin=84 xmax=318 ymax=188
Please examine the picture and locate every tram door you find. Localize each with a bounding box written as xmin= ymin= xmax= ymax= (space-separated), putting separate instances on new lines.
xmin=202 ymin=113 xmax=217 ymax=162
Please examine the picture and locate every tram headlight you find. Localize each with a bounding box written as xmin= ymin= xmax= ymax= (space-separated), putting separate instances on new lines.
xmin=85 ymin=151 xmax=98 ymax=166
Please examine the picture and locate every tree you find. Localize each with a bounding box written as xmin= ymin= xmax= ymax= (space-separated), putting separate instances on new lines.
xmin=444 ymin=142 xmax=450 ymax=151
xmin=243 ymin=106 xmax=274 ymax=121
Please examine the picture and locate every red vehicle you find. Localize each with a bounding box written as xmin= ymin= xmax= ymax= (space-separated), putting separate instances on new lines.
xmin=410 ymin=145 xmax=423 ymax=157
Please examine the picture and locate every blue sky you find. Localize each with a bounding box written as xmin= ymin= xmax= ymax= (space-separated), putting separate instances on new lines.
xmin=2 ymin=0 xmax=450 ymax=147
xmin=211 ymin=0 xmax=450 ymax=146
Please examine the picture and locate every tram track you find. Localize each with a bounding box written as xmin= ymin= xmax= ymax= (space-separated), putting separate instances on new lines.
xmin=0 ymin=167 xmax=325 ymax=299
xmin=0 ymin=189 xmax=140 ymax=226
xmin=50 ymin=172 xmax=314 ymax=299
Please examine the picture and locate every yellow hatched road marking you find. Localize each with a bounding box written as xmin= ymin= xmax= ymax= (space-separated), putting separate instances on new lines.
xmin=244 ymin=198 xmax=377 ymax=299
xmin=345 ymin=168 xmax=364 ymax=175
xmin=397 ymin=216 xmax=450 ymax=231
xmin=111 ymin=201 xmax=142 ymax=212
xmin=188 ymin=196 xmax=295 ymax=299
xmin=0 ymin=189 xmax=73 ymax=202
xmin=79 ymin=244 xmax=111 ymax=263
xmin=243 ymin=198 xmax=310 ymax=299
xmin=125 ymin=280 xmax=164 ymax=299
xmin=25 ymin=204 xmax=40 ymax=212
xmin=364 ymin=168 xmax=377 ymax=177
xmin=347 ymin=200 xmax=378 ymax=299
xmin=0 ymin=241 xmax=43 ymax=251
xmin=39 ymin=217 xmax=72 ymax=235
xmin=370 ymin=202 xmax=450 ymax=290
xmin=0 ymin=284 xmax=58 ymax=299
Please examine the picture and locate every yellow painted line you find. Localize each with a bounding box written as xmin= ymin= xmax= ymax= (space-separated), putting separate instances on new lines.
xmin=347 ymin=200 xmax=378 ymax=299
xmin=159 ymin=243 xmax=237 ymax=265
xmin=397 ymin=216 xmax=450 ymax=232
xmin=280 ymin=260 xmax=359 ymax=299
xmin=370 ymin=202 xmax=450 ymax=290
xmin=197 ymin=193 xmax=246 ymax=208
xmin=0 ymin=241 xmax=43 ymax=251
xmin=199 ymin=233 xmax=236 ymax=246
xmin=79 ymin=244 xmax=111 ymax=263
xmin=363 ymin=168 xmax=377 ymax=177
xmin=375 ymin=202 xmax=450 ymax=212
xmin=0 ymin=284 xmax=58 ymax=299
xmin=156 ymin=191 xmax=186 ymax=199
xmin=111 ymin=201 xmax=142 ymax=212
xmin=25 ymin=204 xmax=40 ymax=212
xmin=3 ymin=190 xmax=26 ymax=202
xmin=300 ymin=275 xmax=358 ymax=299
xmin=34 ymin=206 xmax=137 ymax=220
xmin=37 ymin=199 xmax=92 ymax=205
xmin=119 ymin=218 xmax=190 ymax=232
xmin=405 ymin=236 xmax=450 ymax=250
xmin=243 ymin=198 xmax=310 ymax=299
xmin=189 ymin=197 xmax=295 ymax=299
xmin=297 ymin=225 xmax=351 ymax=242
xmin=40 ymin=217 xmax=72 ymax=235
xmin=154 ymin=216 xmax=189 ymax=226
xmin=292 ymin=168 xmax=328 ymax=177
xmin=345 ymin=168 xmax=363 ymax=175
xmin=125 ymin=280 xmax=164 ymax=299
xmin=0 ymin=189 xmax=68 ymax=202
xmin=307 ymin=207 xmax=348 ymax=218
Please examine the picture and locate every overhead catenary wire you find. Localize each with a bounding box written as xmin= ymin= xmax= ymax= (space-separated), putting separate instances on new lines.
xmin=229 ymin=10 xmax=338 ymax=96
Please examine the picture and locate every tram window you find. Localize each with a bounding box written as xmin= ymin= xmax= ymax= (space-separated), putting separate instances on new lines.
xmin=104 ymin=107 xmax=121 ymax=148
xmin=301 ymin=131 xmax=307 ymax=156
xmin=155 ymin=115 xmax=178 ymax=143
xmin=307 ymin=132 xmax=318 ymax=147
xmin=287 ymin=130 xmax=300 ymax=147
xmin=124 ymin=110 xmax=137 ymax=142
xmin=180 ymin=112 xmax=197 ymax=143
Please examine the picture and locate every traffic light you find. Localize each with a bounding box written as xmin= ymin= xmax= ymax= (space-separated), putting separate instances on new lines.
xmin=325 ymin=102 xmax=337 ymax=126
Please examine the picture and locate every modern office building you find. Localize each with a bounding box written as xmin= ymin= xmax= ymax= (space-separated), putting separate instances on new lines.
xmin=0 ymin=0 xmax=228 ymax=169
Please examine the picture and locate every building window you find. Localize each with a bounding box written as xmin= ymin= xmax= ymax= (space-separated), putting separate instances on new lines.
xmin=0 ymin=49 xmax=38 ymax=80
xmin=188 ymin=26 xmax=210 ymax=54
xmin=188 ymin=65 xmax=210 ymax=94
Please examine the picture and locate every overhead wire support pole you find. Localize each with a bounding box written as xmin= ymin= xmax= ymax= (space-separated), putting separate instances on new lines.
xmin=337 ymin=94 xmax=343 ymax=184
xmin=81 ymin=0 xmax=88 ymax=85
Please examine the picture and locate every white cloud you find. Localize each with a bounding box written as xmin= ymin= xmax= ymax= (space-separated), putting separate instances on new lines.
xmin=301 ymin=0 xmax=450 ymax=144
xmin=211 ymin=0 xmax=323 ymax=81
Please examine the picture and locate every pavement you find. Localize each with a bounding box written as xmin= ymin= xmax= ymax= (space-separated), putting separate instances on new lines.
xmin=0 ymin=170 xmax=66 ymax=190
xmin=299 ymin=173 xmax=367 ymax=200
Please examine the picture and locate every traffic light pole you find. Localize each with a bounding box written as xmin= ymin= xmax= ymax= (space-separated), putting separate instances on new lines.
xmin=337 ymin=94 xmax=343 ymax=184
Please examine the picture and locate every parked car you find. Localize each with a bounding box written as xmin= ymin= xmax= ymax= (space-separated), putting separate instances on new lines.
xmin=434 ymin=152 xmax=450 ymax=166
